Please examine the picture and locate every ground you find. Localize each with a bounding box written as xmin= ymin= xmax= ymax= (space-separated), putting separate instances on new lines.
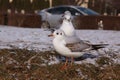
xmin=0 ymin=49 xmax=119 ymax=80
xmin=0 ymin=25 xmax=120 ymax=80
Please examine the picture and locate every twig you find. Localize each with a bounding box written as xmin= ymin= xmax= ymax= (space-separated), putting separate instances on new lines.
xmin=25 ymin=53 xmax=39 ymax=69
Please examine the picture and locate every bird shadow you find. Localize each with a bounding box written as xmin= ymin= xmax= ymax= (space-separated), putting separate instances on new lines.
xmin=74 ymin=53 xmax=98 ymax=61
xmin=56 ymin=53 xmax=98 ymax=62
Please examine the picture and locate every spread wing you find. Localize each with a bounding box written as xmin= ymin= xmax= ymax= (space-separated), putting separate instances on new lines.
xmin=66 ymin=42 xmax=91 ymax=52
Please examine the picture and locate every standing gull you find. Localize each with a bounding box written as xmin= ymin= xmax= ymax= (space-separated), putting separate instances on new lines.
xmin=60 ymin=11 xmax=75 ymax=36
xmin=60 ymin=11 xmax=81 ymax=43
xmin=48 ymin=30 xmax=108 ymax=69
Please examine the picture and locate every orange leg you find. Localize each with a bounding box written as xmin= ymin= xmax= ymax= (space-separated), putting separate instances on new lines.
xmin=61 ymin=57 xmax=68 ymax=70
xmin=70 ymin=57 xmax=74 ymax=66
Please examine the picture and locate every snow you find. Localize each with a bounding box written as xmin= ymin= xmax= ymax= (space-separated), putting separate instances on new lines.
xmin=0 ymin=25 xmax=53 ymax=51
xmin=0 ymin=25 xmax=120 ymax=65
xmin=0 ymin=25 xmax=120 ymax=51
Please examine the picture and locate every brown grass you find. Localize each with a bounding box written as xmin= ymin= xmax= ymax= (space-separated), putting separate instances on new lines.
xmin=0 ymin=49 xmax=119 ymax=80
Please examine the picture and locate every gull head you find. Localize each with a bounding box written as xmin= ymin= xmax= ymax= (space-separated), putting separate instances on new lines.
xmin=62 ymin=11 xmax=72 ymax=22
xmin=48 ymin=30 xmax=65 ymax=40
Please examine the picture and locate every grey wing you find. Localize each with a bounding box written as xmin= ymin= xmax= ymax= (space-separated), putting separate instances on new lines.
xmin=65 ymin=35 xmax=82 ymax=43
xmin=66 ymin=42 xmax=91 ymax=52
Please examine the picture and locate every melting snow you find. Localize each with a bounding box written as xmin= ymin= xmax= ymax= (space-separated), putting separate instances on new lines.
xmin=0 ymin=25 xmax=120 ymax=51
xmin=0 ymin=25 xmax=120 ymax=64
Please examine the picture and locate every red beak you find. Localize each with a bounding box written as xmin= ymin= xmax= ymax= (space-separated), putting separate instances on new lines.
xmin=48 ymin=34 xmax=54 ymax=37
xmin=62 ymin=14 xmax=65 ymax=17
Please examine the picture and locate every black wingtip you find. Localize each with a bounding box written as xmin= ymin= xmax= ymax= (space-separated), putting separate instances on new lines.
xmin=92 ymin=44 xmax=109 ymax=50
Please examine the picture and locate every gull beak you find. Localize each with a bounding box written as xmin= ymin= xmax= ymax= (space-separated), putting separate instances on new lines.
xmin=48 ymin=33 xmax=54 ymax=37
xmin=62 ymin=14 xmax=65 ymax=17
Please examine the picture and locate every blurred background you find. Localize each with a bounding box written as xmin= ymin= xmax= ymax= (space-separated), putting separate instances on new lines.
xmin=0 ymin=0 xmax=120 ymax=30
xmin=0 ymin=0 xmax=120 ymax=15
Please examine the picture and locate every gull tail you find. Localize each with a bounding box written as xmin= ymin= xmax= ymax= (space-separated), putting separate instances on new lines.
xmin=91 ymin=44 xmax=108 ymax=50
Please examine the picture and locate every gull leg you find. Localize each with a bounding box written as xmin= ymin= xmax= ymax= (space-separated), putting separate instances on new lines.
xmin=70 ymin=57 xmax=74 ymax=66
xmin=61 ymin=57 xmax=68 ymax=70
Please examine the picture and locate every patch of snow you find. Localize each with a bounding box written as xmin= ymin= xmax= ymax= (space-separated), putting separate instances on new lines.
xmin=48 ymin=56 xmax=60 ymax=65
xmin=0 ymin=25 xmax=120 ymax=65
xmin=0 ymin=25 xmax=52 ymax=51
xmin=0 ymin=25 xmax=120 ymax=51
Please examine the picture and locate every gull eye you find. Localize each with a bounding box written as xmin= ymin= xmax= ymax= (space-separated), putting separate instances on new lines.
xmin=64 ymin=18 xmax=67 ymax=20
xmin=56 ymin=32 xmax=59 ymax=35
xmin=68 ymin=18 xmax=71 ymax=22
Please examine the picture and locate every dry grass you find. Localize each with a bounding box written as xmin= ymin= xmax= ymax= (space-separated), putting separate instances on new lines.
xmin=0 ymin=49 xmax=119 ymax=80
